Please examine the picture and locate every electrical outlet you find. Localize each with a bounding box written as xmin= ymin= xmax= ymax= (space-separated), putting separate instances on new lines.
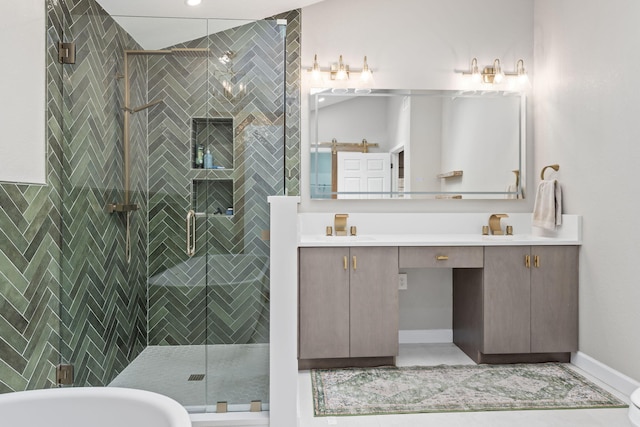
xmin=398 ymin=273 xmax=408 ymax=290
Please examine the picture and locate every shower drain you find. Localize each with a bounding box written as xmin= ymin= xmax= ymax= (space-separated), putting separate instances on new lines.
xmin=188 ymin=374 xmax=205 ymax=381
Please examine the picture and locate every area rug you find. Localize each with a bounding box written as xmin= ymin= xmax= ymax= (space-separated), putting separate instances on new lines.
xmin=311 ymin=363 xmax=627 ymax=416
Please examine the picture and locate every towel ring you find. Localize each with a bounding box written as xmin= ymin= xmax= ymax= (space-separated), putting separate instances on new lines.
xmin=540 ymin=164 xmax=560 ymax=180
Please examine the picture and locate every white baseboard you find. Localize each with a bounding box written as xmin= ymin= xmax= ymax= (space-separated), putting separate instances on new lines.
xmin=399 ymin=329 xmax=452 ymax=344
xmin=571 ymin=351 xmax=640 ymax=397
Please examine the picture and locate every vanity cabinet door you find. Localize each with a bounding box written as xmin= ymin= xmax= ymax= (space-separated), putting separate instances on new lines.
xmin=349 ymin=247 xmax=399 ymax=358
xmin=483 ymin=246 xmax=531 ymax=354
xmin=482 ymin=245 xmax=579 ymax=356
xmin=299 ymin=247 xmax=350 ymax=359
xmin=530 ymin=246 xmax=578 ymax=353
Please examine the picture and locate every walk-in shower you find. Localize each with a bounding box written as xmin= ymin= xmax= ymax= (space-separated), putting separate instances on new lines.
xmin=58 ymin=6 xmax=287 ymax=415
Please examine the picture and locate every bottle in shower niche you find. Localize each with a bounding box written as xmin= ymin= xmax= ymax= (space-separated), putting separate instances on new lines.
xmin=195 ymin=143 xmax=204 ymax=168
xmin=204 ymin=147 xmax=213 ymax=169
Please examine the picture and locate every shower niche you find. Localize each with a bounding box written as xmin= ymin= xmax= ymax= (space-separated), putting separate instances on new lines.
xmin=192 ymin=179 xmax=234 ymax=216
xmin=191 ymin=117 xmax=234 ymax=170
xmin=191 ymin=117 xmax=235 ymax=216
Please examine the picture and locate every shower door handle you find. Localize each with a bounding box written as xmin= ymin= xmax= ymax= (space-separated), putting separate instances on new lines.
xmin=186 ymin=210 xmax=196 ymax=257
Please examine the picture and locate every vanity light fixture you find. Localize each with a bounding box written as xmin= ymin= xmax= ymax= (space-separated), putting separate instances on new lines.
xmin=308 ymin=54 xmax=373 ymax=82
xmin=459 ymin=58 xmax=528 ymax=85
xmin=479 ymin=59 xmax=504 ymax=84
xmin=333 ymin=55 xmax=349 ymax=80
xmin=185 ymin=0 xmax=201 ymax=6
xmin=360 ymin=56 xmax=373 ymax=82
xmin=310 ymin=54 xmax=321 ymax=81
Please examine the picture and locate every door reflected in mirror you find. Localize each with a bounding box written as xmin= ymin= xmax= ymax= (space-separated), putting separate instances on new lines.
xmin=309 ymin=89 xmax=525 ymax=200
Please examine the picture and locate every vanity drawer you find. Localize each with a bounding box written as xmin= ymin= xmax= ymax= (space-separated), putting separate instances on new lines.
xmin=399 ymin=246 xmax=483 ymax=268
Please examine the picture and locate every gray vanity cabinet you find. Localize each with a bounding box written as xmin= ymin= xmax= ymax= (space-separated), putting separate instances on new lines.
xmin=298 ymin=247 xmax=350 ymax=359
xmin=298 ymin=246 xmax=399 ymax=361
xmin=482 ymin=245 xmax=579 ymax=355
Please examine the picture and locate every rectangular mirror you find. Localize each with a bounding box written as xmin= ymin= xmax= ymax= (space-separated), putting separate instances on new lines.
xmin=310 ymin=89 xmax=525 ymax=200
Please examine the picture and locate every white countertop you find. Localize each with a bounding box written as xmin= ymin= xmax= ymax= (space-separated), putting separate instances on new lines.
xmin=299 ymin=233 xmax=580 ymax=247
xmin=297 ymin=213 xmax=582 ymax=247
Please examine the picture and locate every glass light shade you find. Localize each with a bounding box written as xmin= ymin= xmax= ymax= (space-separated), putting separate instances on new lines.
xmin=360 ymin=56 xmax=373 ymax=82
xmin=185 ymin=0 xmax=201 ymax=5
xmin=470 ymin=58 xmax=481 ymax=83
xmin=493 ymin=59 xmax=504 ymax=84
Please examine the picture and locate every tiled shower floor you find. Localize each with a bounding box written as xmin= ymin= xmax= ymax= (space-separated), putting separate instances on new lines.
xmin=109 ymin=344 xmax=269 ymax=412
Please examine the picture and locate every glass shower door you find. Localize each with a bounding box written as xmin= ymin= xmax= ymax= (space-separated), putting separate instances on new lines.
xmin=144 ymin=17 xmax=213 ymax=411
xmin=202 ymin=19 xmax=287 ymax=412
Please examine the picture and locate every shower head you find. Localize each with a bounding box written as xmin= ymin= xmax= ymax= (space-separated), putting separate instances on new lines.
xmin=170 ymin=48 xmax=212 ymax=58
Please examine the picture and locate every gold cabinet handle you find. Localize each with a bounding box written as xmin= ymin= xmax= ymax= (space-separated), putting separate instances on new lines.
xmin=525 ymin=254 xmax=531 ymax=268
xmin=436 ymin=255 xmax=449 ymax=261
xmin=343 ymin=256 xmax=348 ymax=270
xmin=352 ymin=255 xmax=357 ymax=270
xmin=534 ymin=255 xmax=540 ymax=268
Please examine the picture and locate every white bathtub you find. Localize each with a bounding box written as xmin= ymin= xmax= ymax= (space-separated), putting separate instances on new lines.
xmin=0 ymin=387 xmax=191 ymax=427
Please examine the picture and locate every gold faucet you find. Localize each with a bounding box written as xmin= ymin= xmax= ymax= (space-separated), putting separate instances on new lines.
xmin=489 ymin=214 xmax=509 ymax=235
xmin=334 ymin=214 xmax=349 ymax=236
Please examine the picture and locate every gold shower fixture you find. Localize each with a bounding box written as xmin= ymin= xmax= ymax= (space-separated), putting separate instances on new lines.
xmin=308 ymin=54 xmax=373 ymax=82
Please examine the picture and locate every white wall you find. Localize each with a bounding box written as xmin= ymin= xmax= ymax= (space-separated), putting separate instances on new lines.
xmin=0 ymin=0 xmax=46 ymax=184
xmin=534 ymin=0 xmax=640 ymax=382
xmin=440 ymin=96 xmax=520 ymax=194
xmin=408 ymin=96 xmax=441 ymax=193
xmin=301 ymin=0 xmax=534 ymax=212
xmin=315 ymin=97 xmax=390 ymax=150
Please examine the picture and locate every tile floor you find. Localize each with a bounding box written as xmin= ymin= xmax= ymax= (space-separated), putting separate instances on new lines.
xmin=109 ymin=344 xmax=269 ymax=412
xmin=298 ymin=343 xmax=633 ymax=427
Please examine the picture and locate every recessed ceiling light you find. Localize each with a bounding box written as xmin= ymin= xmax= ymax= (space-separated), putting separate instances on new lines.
xmin=185 ymin=0 xmax=202 ymax=6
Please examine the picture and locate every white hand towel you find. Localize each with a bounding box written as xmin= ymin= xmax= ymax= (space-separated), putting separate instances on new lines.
xmin=505 ymin=184 xmax=517 ymax=199
xmin=532 ymin=180 xmax=562 ymax=230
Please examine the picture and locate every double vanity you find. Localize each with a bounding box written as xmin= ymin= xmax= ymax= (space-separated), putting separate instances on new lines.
xmin=297 ymin=213 xmax=581 ymax=369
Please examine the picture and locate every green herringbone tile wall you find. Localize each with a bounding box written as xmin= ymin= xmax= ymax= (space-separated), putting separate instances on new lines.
xmin=58 ymin=0 xmax=148 ymax=386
